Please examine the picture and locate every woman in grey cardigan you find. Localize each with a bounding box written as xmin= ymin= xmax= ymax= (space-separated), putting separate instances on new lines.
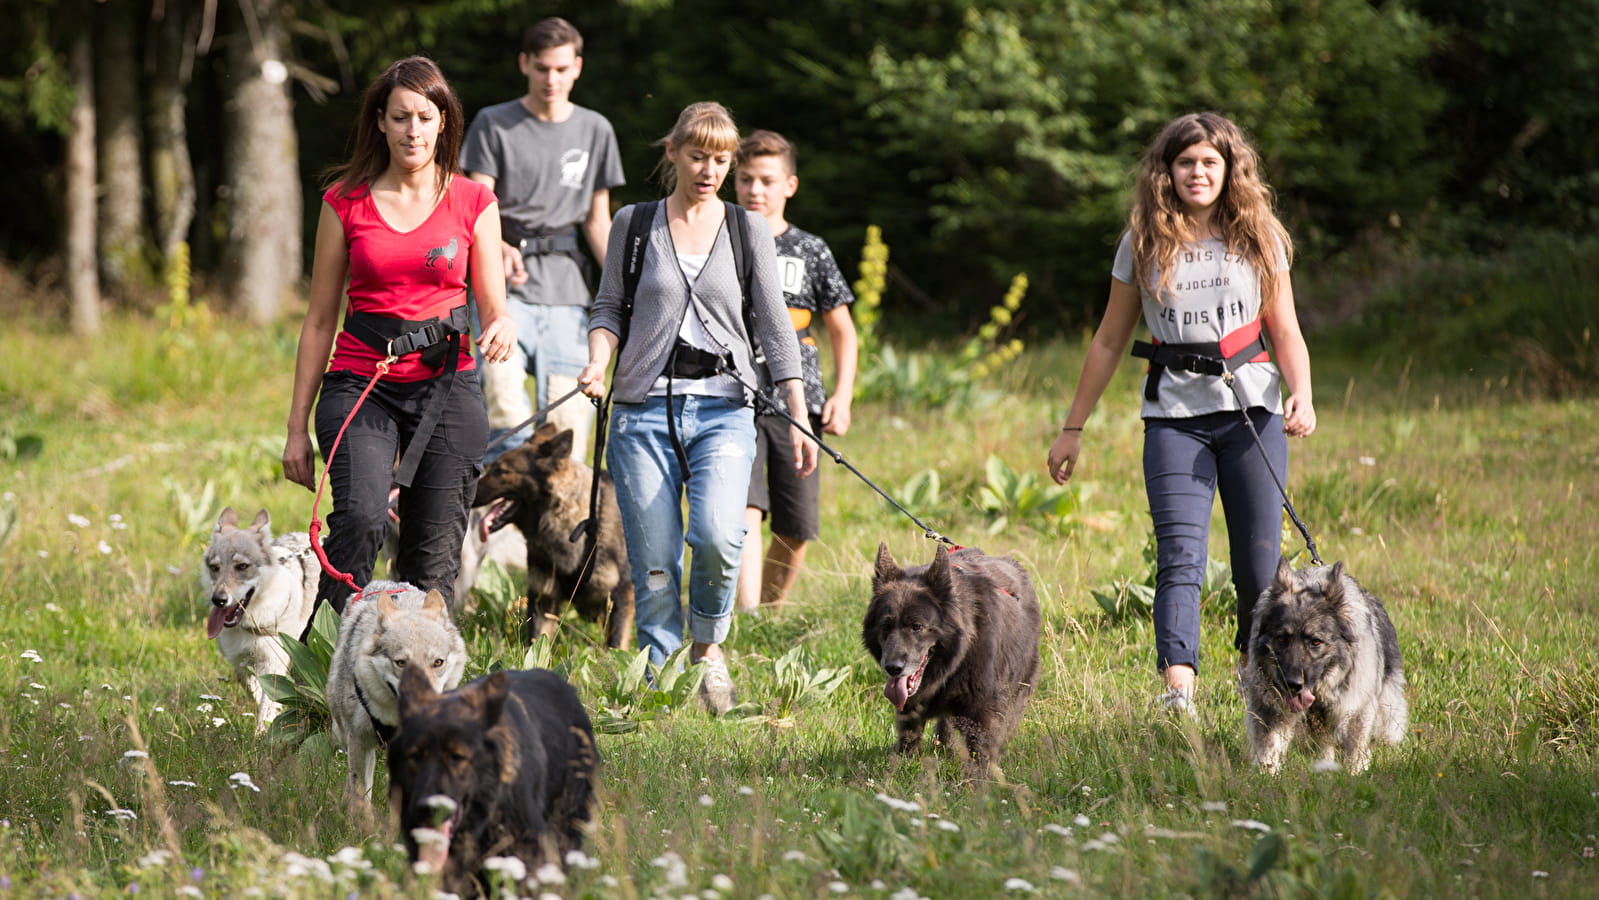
xmin=579 ymin=102 xmax=817 ymax=713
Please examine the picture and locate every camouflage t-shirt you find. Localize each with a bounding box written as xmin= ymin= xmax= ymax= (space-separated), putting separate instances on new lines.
xmin=758 ymin=225 xmax=855 ymax=416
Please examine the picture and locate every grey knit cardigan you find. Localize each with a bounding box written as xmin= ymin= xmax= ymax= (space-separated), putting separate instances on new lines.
xmin=588 ymin=202 xmax=802 ymax=405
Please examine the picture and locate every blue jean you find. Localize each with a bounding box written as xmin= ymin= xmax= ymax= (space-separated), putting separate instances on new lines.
xmin=482 ymin=303 xmax=594 ymax=463
xmin=607 ymin=394 xmax=756 ymax=665
xmin=1143 ymin=408 xmax=1288 ymax=674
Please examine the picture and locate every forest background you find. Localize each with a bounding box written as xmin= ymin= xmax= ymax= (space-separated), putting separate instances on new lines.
xmin=4 ymin=0 xmax=1599 ymax=358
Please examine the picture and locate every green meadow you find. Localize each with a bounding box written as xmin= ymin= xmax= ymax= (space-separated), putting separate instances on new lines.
xmin=1 ymin=278 xmax=1595 ymax=898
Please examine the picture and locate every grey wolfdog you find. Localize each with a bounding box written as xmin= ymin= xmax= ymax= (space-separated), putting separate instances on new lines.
xmin=1243 ymin=558 xmax=1409 ymax=774
xmin=200 ymin=507 xmax=317 ymax=733
xmin=863 ymin=543 xmax=1041 ymax=781
xmin=327 ymin=581 xmax=467 ymax=802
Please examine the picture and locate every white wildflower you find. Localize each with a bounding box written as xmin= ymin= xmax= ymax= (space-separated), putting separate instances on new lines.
xmin=934 ymin=819 xmax=960 ymax=832
xmin=482 ymin=856 xmax=528 ymax=883
xmin=782 ymin=850 xmax=808 ymax=862
xmin=200 ymin=694 xmax=223 ymax=701
xmin=411 ymin=827 xmax=449 ymax=847
xmin=889 ymin=889 xmax=927 ymax=900
xmin=167 ymin=780 xmax=197 ymax=788
xmin=328 ymin=846 xmax=371 ymax=870
xmin=1044 ymin=823 xmax=1073 ymax=837
xmin=1359 ymin=456 xmax=1376 ymax=466
xmin=1050 ymin=867 xmax=1081 ymax=883
xmin=29 ymin=683 xmax=45 ymax=690
xmin=110 ymin=514 xmax=127 ymax=529
xmin=37 ymin=550 xmax=48 ymax=559
xmin=196 ymin=703 xmax=214 ymax=713
xmin=281 ymin=851 xmax=334 ymax=882
xmin=1533 ymin=871 xmax=1549 ymax=878
xmin=829 ymin=882 xmax=849 ymax=893
xmin=652 ymin=851 xmax=688 ymax=888
xmin=229 ymin=772 xmax=261 ymax=792
xmin=68 ymin=513 xmax=90 ymax=528
xmin=1073 ymin=814 xmax=1091 ymax=827
xmin=177 ymin=887 xmax=202 ymax=897
xmin=1004 ymin=877 xmax=1035 ymax=891
xmin=21 ymin=650 xmax=41 ymax=662
xmin=875 ymin=792 xmax=922 ymax=813
xmin=564 ymin=849 xmax=599 ymax=869
xmin=530 ymin=861 xmax=562 ymax=884
xmin=1231 ymin=819 xmax=1272 ymax=832
xmin=738 ymin=785 xmax=754 ymax=796
xmin=97 ymin=540 xmax=113 ymax=554
xmin=699 ymin=793 xmax=714 ymax=807
xmin=1201 ymin=800 xmax=1227 ymax=812
xmin=106 ymin=808 xmax=138 ymax=821
xmin=1313 ymin=757 xmax=1343 ymax=773
xmin=137 ymin=849 xmax=173 ymax=868
xmin=711 ymin=873 xmax=735 ymax=891
xmin=211 ymin=717 xmax=227 ymax=727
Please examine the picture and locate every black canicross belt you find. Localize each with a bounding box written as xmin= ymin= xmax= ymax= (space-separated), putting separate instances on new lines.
xmin=1131 ymin=333 xmax=1268 ymax=403
xmin=341 ymin=305 xmax=470 ymax=487
xmin=502 ymin=221 xmax=582 ymax=256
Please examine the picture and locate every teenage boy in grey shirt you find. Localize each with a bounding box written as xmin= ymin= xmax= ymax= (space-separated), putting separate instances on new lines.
xmin=464 ymin=17 xmax=625 ymax=461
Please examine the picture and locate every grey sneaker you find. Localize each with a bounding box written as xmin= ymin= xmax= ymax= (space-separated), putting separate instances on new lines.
xmin=697 ymin=658 xmax=738 ymax=716
xmin=1158 ymin=686 xmax=1196 ymax=718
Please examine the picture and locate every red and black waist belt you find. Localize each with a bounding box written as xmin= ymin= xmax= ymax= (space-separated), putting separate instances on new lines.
xmin=340 ymin=304 xmax=472 ymax=488
xmin=1131 ymin=320 xmax=1269 ymax=402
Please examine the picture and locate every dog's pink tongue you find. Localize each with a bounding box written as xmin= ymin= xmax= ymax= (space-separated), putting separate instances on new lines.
xmin=1287 ymin=690 xmax=1316 ymax=713
xmin=884 ymin=676 xmax=911 ymax=711
xmin=417 ymin=820 xmax=453 ymax=871
xmin=206 ymin=607 xmax=227 ymax=640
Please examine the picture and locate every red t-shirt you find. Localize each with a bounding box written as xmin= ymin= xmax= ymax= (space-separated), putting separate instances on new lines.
xmin=324 ymin=174 xmax=494 ymax=381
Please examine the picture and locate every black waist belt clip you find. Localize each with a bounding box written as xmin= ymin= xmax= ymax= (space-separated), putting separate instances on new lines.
xmin=1131 ymin=334 xmax=1267 ymax=402
xmin=503 ymin=220 xmax=581 ymax=257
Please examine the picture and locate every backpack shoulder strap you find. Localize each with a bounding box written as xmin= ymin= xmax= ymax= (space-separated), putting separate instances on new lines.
xmin=724 ymin=201 xmax=758 ymax=342
xmin=618 ymin=200 xmax=659 ymax=352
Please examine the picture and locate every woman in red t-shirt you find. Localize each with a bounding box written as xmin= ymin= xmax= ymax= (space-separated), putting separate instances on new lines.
xmin=283 ymin=56 xmax=517 ymax=622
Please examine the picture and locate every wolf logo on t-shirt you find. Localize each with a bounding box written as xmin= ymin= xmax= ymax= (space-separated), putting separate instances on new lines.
xmin=559 ymin=149 xmax=591 ymax=190
xmin=424 ymin=237 xmax=459 ymax=270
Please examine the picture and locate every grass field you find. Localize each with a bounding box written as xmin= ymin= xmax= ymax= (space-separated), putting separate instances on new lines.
xmin=1 ymin=307 xmax=1595 ymax=899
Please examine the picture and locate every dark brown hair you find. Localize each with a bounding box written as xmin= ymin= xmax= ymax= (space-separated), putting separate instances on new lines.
xmin=523 ymin=17 xmax=583 ymax=56
xmin=735 ymin=129 xmax=796 ymax=176
xmin=323 ymin=56 xmax=464 ymax=200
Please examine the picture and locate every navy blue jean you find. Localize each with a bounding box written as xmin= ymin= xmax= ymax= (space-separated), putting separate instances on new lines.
xmin=1143 ymin=408 xmax=1287 ymax=674
xmin=312 ymin=369 xmax=487 ymax=617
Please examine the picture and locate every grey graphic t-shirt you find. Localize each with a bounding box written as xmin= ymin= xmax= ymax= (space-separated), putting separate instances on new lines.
xmin=1112 ymin=232 xmax=1284 ymax=418
xmin=462 ymin=102 xmax=625 ymax=307
xmin=758 ymin=225 xmax=855 ymax=416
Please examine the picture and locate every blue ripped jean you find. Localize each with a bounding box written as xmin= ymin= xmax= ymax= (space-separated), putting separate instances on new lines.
xmin=1143 ymin=408 xmax=1288 ymax=674
xmin=607 ymin=394 xmax=756 ymax=665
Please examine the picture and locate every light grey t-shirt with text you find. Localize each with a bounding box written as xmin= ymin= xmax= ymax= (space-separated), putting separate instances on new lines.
xmin=1112 ymin=232 xmax=1284 ymax=418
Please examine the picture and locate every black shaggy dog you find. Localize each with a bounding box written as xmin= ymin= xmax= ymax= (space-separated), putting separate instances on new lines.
xmin=863 ymin=542 xmax=1042 ymax=780
xmin=389 ymin=664 xmax=598 ymax=897
xmin=474 ymin=423 xmax=635 ymax=648
xmin=1243 ymin=558 xmax=1408 ymax=774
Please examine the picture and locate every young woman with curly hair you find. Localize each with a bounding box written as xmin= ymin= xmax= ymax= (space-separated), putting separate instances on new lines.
xmin=1046 ymin=112 xmax=1316 ymax=713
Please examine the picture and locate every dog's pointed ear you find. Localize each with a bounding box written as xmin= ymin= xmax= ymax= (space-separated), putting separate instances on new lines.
xmin=479 ymin=671 xmax=510 ymax=726
xmin=377 ymin=588 xmax=399 ymax=618
xmin=1324 ymin=561 xmax=1347 ymax=606
xmin=541 ymin=428 xmax=576 ymax=461
xmin=215 ymin=507 xmax=238 ymax=533
xmin=422 ymin=589 xmax=449 ymax=619
xmin=397 ymin=663 xmax=438 ymax=717
xmin=1273 ymin=556 xmax=1295 ymax=592
xmin=873 ymin=542 xmax=900 ymax=588
xmin=250 ymin=508 xmax=271 ymax=531
xmin=928 ymin=545 xmax=953 ymax=597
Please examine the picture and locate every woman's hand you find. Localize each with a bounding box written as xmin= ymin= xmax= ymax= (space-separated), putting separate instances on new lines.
xmin=283 ymin=429 xmax=317 ymax=491
xmin=1047 ymin=429 xmax=1082 ymax=485
xmin=476 ymin=315 xmax=516 ymax=364
xmin=577 ymin=361 xmax=608 ymax=398
xmin=1283 ymin=395 xmax=1317 ymax=437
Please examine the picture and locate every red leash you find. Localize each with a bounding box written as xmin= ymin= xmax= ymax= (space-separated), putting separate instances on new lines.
xmin=308 ymin=359 xmax=391 ymax=595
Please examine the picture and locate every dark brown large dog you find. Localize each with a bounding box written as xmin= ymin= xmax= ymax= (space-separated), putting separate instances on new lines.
xmin=474 ymin=424 xmax=634 ymax=648
xmin=863 ymin=543 xmax=1042 ymax=780
xmin=389 ymin=664 xmax=598 ymax=898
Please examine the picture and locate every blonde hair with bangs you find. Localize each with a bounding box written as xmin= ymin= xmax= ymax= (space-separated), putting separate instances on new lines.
xmin=1128 ymin=112 xmax=1293 ymax=307
xmin=653 ymin=101 xmax=741 ymax=193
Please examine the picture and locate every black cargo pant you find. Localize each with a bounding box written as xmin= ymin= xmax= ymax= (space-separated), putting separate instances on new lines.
xmin=311 ymin=368 xmax=486 ymax=623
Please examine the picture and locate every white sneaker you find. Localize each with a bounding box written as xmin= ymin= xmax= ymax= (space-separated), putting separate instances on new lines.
xmin=1158 ymin=687 xmax=1196 ymax=718
xmin=697 ymin=658 xmax=738 ymax=716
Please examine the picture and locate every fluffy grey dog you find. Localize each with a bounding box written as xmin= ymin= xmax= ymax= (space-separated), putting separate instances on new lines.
xmin=1243 ymin=558 xmax=1409 ymax=774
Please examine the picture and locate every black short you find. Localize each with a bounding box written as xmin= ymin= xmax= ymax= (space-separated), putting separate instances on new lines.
xmin=746 ymin=413 xmax=822 ymax=541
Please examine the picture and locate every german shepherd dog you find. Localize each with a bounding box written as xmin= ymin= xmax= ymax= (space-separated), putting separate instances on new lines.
xmin=1244 ymin=558 xmax=1409 ymax=774
xmin=473 ymin=423 xmax=634 ymax=648
xmin=390 ymin=664 xmax=598 ymax=898
xmin=327 ymin=581 xmax=468 ymax=802
xmin=863 ymin=543 xmax=1041 ymax=780
xmin=200 ymin=507 xmax=317 ymax=732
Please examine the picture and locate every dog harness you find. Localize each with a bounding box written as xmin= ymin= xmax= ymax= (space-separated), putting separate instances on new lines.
xmin=341 ymin=304 xmax=471 ymax=488
xmin=355 ymin=681 xmax=397 ymax=747
xmin=1131 ymin=317 xmax=1269 ymax=402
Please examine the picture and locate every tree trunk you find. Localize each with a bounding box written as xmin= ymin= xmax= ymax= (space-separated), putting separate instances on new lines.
xmin=67 ymin=28 xmax=101 ymax=335
xmin=147 ymin=0 xmax=197 ymax=267
xmin=93 ymin=0 xmax=150 ymax=296
xmin=221 ymin=0 xmax=301 ymax=325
